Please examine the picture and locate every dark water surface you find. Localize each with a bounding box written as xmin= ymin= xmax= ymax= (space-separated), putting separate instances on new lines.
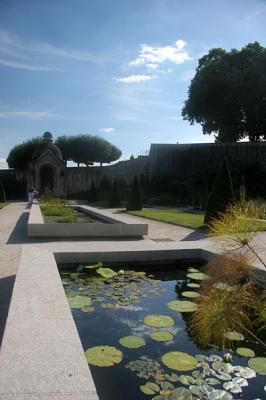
xmin=60 ymin=265 xmax=266 ymax=400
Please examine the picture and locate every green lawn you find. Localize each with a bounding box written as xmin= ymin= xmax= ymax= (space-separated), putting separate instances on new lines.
xmin=0 ymin=202 xmax=7 ymax=209
xmin=128 ymin=208 xmax=205 ymax=229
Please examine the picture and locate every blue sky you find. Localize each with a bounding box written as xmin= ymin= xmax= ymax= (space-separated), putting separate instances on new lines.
xmin=0 ymin=0 xmax=266 ymax=167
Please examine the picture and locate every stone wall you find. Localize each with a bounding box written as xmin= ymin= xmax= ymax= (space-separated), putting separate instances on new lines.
xmin=149 ymin=142 xmax=266 ymax=180
xmin=66 ymin=155 xmax=149 ymax=195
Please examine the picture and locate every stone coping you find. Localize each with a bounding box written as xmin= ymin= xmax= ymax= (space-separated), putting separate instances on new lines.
xmin=0 ymin=246 xmax=99 ymax=400
xmin=0 ymin=244 xmax=215 ymax=399
xmin=28 ymin=204 xmax=148 ymax=238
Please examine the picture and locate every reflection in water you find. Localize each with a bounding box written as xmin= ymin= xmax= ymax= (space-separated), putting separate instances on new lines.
xmin=60 ymin=265 xmax=266 ymax=400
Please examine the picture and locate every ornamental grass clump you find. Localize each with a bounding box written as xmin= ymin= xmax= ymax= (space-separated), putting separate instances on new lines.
xmin=201 ymin=253 xmax=253 ymax=289
xmin=190 ymin=283 xmax=256 ymax=349
xmin=208 ymin=200 xmax=266 ymax=268
xmin=254 ymin=290 xmax=266 ymax=333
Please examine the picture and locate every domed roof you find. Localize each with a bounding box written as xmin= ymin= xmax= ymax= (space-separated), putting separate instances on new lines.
xmin=32 ymin=132 xmax=63 ymax=161
xmin=43 ymin=131 xmax=53 ymax=140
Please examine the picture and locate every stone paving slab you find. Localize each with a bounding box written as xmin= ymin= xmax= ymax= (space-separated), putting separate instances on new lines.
xmin=0 ymin=246 xmax=98 ymax=399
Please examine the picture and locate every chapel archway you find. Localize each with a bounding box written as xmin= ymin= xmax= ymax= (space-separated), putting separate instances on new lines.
xmin=40 ymin=165 xmax=54 ymax=195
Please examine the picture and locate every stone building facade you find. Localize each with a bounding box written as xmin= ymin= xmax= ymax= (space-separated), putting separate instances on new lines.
xmin=3 ymin=132 xmax=265 ymax=198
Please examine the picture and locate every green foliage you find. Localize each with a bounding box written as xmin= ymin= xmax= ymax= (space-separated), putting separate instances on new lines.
xmin=108 ymin=179 xmax=121 ymax=208
xmin=126 ymin=176 xmax=142 ymax=211
xmin=207 ymin=201 xmax=264 ymax=250
xmin=40 ymin=197 xmax=77 ymax=223
xmin=190 ymin=284 xmax=255 ymax=349
xmin=161 ymin=351 xmax=197 ymax=372
xmin=55 ymin=134 xmax=121 ymax=166
xmin=7 ymin=134 xmax=122 ymax=169
xmin=204 ymin=158 xmax=234 ymax=224
xmin=7 ymin=137 xmax=43 ymax=169
xmin=85 ymin=345 xmax=123 ymax=367
xmin=88 ymin=180 xmax=98 ymax=202
xmin=128 ymin=208 xmax=204 ymax=229
xmin=182 ymin=42 xmax=266 ymax=142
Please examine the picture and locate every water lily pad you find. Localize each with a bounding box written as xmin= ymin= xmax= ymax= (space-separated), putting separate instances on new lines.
xmin=223 ymin=382 xmax=242 ymax=393
xmin=146 ymin=382 xmax=160 ymax=392
xmin=140 ymin=384 xmax=157 ymax=395
xmin=167 ymin=300 xmax=198 ymax=312
xmin=248 ymin=357 xmax=266 ymax=375
xmin=96 ymin=267 xmax=117 ymax=279
xmin=179 ymin=375 xmax=196 ymax=385
xmin=85 ymin=262 xmax=103 ymax=270
xmin=101 ymin=302 xmax=116 ymax=309
xmin=144 ymin=315 xmax=174 ymax=328
xmin=207 ymin=389 xmax=233 ymax=399
xmin=236 ymin=347 xmax=255 ymax=358
xmin=235 ymin=366 xmax=256 ymax=379
xmin=213 ymin=282 xmax=234 ymax=291
xmin=81 ymin=306 xmax=95 ymax=312
xmin=85 ymin=345 xmax=123 ymax=367
xmin=206 ymin=378 xmax=220 ymax=385
xmin=187 ymin=267 xmax=200 ymax=273
xmin=181 ymin=291 xmax=200 ymax=298
xmin=225 ymin=330 xmax=244 ymax=341
xmin=187 ymin=283 xmax=200 ymax=288
xmin=150 ymin=331 xmax=173 ymax=342
xmin=68 ymin=295 xmax=92 ymax=309
xmin=165 ymin=373 xmax=179 ymax=382
xmin=161 ymin=351 xmax=197 ymax=371
xmin=187 ymin=272 xmax=208 ymax=280
xmin=119 ymin=335 xmax=146 ymax=348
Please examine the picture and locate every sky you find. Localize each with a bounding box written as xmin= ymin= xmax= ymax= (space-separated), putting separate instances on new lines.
xmin=0 ymin=0 xmax=266 ymax=168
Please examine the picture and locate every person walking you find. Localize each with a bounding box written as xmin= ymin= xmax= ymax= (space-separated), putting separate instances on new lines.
xmin=27 ymin=186 xmax=34 ymax=204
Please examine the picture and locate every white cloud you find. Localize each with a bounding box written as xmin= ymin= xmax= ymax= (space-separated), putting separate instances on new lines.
xmin=129 ymin=40 xmax=190 ymax=69
xmin=0 ymin=57 xmax=62 ymax=71
xmin=0 ymin=109 xmax=57 ymax=120
xmin=244 ymin=3 xmax=266 ymax=21
xmin=146 ymin=63 xmax=158 ymax=70
xmin=0 ymin=158 xmax=8 ymax=169
xmin=99 ymin=128 xmax=115 ymax=133
xmin=115 ymin=74 xmax=156 ymax=83
xmin=0 ymin=30 xmax=103 ymax=72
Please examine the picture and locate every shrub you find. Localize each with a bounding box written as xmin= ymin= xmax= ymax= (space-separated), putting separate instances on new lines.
xmin=204 ymin=158 xmax=234 ymax=224
xmin=126 ymin=176 xmax=142 ymax=211
xmin=108 ymin=179 xmax=121 ymax=208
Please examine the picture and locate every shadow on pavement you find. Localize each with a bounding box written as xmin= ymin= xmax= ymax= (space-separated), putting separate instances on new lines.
xmin=181 ymin=228 xmax=207 ymax=241
xmin=6 ymin=212 xmax=31 ymax=245
xmin=0 ymin=275 xmax=15 ymax=346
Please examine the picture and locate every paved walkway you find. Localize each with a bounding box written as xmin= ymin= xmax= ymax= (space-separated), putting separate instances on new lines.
xmin=0 ymin=203 xmax=31 ymax=345
xmin=1 ymin=202 xmax=266 ymax=345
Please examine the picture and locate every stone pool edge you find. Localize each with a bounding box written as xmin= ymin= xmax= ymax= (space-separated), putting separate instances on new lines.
xmin=0 ymin=246 xmax=215 ymax=399
xmin=28 ymin=203 xmax=148 ymax=238
xmin=0 ymin=246 xmax=99 ymax=400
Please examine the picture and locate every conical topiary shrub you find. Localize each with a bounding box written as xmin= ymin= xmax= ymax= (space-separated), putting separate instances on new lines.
xmin=88 ymin=180 xmax=98 ymax=203
xmin=204 ymin=158 xmax=234 ymax=224
xmin=108 ymin=179 xmax=121 ymax=208
xmin=126 ymin=175 xmax=142 ymax=211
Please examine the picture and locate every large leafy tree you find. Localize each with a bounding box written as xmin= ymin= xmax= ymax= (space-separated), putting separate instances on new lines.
xmin=7 ymin=137 xmax=43 ymax=169
xmin=7 ymin=134 xmax=122 ymax=168
xmin=182 ymin=42 xmax=266 ymax=142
